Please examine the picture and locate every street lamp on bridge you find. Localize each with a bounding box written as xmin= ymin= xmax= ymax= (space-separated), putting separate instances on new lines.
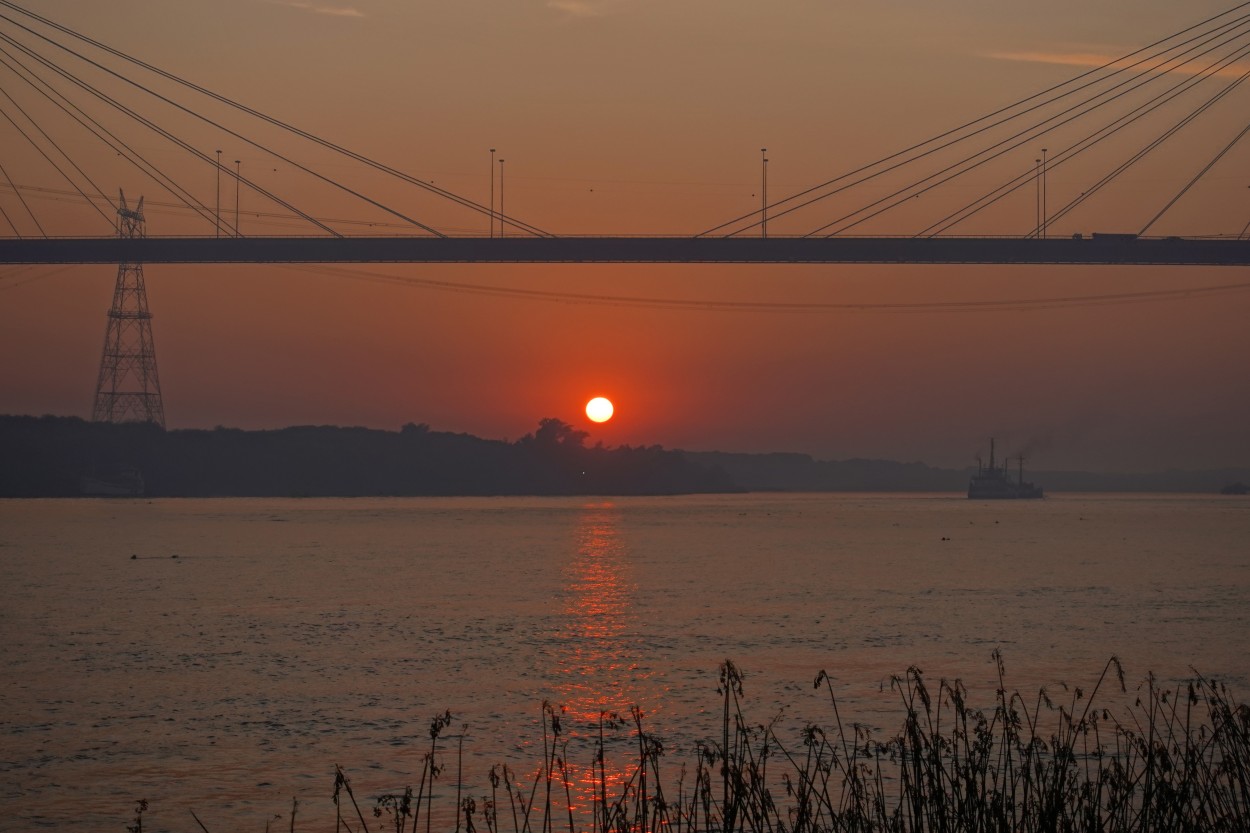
xmin=761 ymin=147 xmax=768 ymax=239
xmin=215 ymin=149 xmax=222 ymax=238
xmin=1041 ymin=147 xmax=1049 ymax=240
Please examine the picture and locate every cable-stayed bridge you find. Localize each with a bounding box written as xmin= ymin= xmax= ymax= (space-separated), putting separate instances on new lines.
xmin=2 ymin=1 xmax=1250 ymax=265
xmin=3 ymin=235 xmax=1249 ymax=266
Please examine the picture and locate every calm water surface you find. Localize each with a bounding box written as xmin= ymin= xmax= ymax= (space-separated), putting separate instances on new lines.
xmin=1 ymin=493 xmax=1247 ymax=830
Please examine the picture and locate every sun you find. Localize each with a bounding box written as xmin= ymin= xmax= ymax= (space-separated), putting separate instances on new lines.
xmin=585 ymin=396 xmax=614 ymax=423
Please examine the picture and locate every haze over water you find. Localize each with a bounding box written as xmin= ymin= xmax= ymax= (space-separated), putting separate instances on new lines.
xmin=2 ymin=493 xmax=1248 ymax=831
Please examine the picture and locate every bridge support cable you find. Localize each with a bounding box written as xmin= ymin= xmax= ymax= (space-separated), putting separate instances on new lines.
xmin=828 ymin=18 xmax=1250 ymax=238
xmin=804 ymin=14 xmax=1250 ymax=239
xmin=1044 ymin=68 xmax=1250 ymax=233
xmin=0 ymin=21 xmax=425 ymax=238
xmin=1140 ymin=119 xmax=1250 ymax=235
xmin=0 ymin=10 xmax=422 ymax=237
xmin=924 ymin=53 xmax=1250 ymax=237
xmin=922 ymin=45 xmax=1250 ymax=237
xmin=804 ymin=26 xmax=1250 ymax=238
xmin=0 ymin=46 xmax=222 ymax=232
xmin=0 ymin=29 xmax=340 ymax=237
xmin=698 ymin=4 xmax=1250 ymax=238
xmin=761 ymin=13 xmax=1250 ymax=237
xmin=0 ymin=86 xmax=116 ymax=231
xmin=0 ymin=1 xmax=552 ymax=239
xmin=0 ymin=158 xmax=43 ymax=236
xmin=0 ymin=200 xmax=18 ymax=236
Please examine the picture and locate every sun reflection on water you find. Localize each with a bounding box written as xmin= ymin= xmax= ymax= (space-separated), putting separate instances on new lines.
xmin=546 ymin=501 xmax=657 ymax=821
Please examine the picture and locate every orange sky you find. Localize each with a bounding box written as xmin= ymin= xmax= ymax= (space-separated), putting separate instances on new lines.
xmin=1 ymin=0 xmax=1248 ymax=471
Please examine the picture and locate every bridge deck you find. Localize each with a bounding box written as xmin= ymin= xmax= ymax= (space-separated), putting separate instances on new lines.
xmin=2 ymin=236 xmax=1249 ymax=265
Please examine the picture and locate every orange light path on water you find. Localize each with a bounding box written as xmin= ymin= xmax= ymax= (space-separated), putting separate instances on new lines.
xmin=544 ymin=501 xmax=662 ymax=823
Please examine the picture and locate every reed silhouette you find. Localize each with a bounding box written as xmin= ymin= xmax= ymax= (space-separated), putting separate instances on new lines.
xmin=156 ymin=656 xmax=1250 ymax=832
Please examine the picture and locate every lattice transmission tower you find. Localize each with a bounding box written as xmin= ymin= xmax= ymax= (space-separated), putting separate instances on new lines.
xmin=91 ymin=191 xmax=165 ymax=428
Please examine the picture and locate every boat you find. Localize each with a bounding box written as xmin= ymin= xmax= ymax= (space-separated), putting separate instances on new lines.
xmin=80 ymin=468 xmax=145 ymax=497
xmin=968 ymin=439 xmax=1043 ymax=499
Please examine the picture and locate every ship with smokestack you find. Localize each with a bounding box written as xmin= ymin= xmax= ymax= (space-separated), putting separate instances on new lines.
xmin=968 ymin=438 xmax=1044 ymax=499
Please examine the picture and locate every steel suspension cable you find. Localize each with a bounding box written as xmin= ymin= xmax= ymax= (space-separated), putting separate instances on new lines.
xmin=0 ymin=158 xmax=43 ymax=235
xmin=0 ymin=1 xmax=553 ymax=238
xmin=0 ymin=182 xmax=487 ymax=234
xmin=1140 ymin=118 xmax=1250 ymax=234
xmin=0 ymin=196 xmax=19 ymax=235
xmin=924 ymin=43 xmax=1250 ymax=237
xmin=698 ymin=4 xmax=1250 ymax=237
xmin=746 ymin=15 xmax=1250 ymax=237
xmin=0 ymin=45 xmax=220 ymax=230
xmin=0 ymin=83 xmax=115 ymax=229
xmin=0 ymin=100 xmax=113 ymax=231
xmin=0 ymin=30 xmax=336 ymax=237
xmin=809 ymin=30 xmax=1250 ymax=238
xmin=0 ymin=16 xmax=440 ymax=238
xmin=1044 ymin=67 xmax=1250 ymax=232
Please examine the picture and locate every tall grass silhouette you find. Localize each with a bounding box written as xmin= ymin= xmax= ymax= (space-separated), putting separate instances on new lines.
xmin=175 ymin=656 xmax=1250 ymax=832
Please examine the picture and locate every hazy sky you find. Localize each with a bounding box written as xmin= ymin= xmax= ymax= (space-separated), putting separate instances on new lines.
xmin=1 ymin=0 xmax=1248 ymax=471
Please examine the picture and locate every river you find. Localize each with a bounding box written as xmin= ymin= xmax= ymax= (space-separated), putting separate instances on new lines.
xmin=2 ymin=493 xmax=1247 ymax=830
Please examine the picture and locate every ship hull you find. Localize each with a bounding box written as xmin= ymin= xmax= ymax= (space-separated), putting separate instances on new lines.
xmin=80 ymin=470 xmax=145 ymax=497
xmin=968 ymin=478 xmax=1043 ymax=499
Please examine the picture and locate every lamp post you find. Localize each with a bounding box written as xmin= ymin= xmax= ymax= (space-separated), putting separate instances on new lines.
xmin=1242 ymin=185 xmax=1250 ymax=239
xmin=1041 ymin=147 xmax=1049 ymax=239
xmin=215 ymin=149 xmax=222 ymax=238
xmin=1035 ymin=157 xmax=1042 ymax=238
xmin=489 ymin=148 xmax=496 ymax=238
xmin=761 ymin=147 xmax=768 ymax=239
xmin=499 ymin=158 xmax=506 ymax=238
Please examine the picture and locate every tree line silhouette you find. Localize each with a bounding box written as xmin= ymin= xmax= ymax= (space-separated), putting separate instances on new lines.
xmin=2 ymin=415 xmax=1245 ymax=497
xmin=0 ymin=414 xmax=737 ymax=497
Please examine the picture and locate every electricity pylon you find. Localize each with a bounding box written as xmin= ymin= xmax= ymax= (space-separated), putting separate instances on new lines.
xmin=91 ymin=191 xmax=165 ymax=428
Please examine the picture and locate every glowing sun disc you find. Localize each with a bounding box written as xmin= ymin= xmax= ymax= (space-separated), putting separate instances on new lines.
xmin=586 ymin=397 xmax=614 ymax=423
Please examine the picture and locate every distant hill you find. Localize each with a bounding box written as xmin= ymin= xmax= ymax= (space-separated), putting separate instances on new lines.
xmin=0 ymin=415 xmax=736 ymax=497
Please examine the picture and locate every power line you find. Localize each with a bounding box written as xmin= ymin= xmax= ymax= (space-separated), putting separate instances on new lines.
xmin=0 ymin=263 xmax=74 ymax=290
xmin=280 ymin=263 xmax=1250 ymax=315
